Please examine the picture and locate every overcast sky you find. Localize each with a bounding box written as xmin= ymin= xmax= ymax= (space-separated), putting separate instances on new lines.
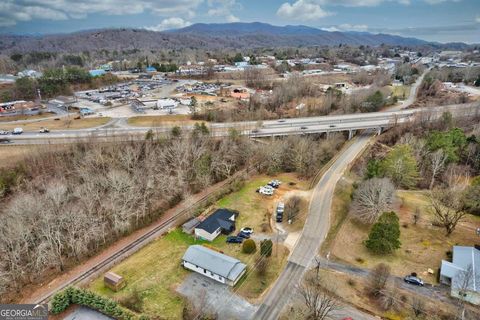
xmin=1 ymin=0 xmax=479 ymax=43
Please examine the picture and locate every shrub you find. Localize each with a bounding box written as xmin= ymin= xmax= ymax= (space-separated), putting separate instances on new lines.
xmin=260 ymin=239 xmax=273 ymax=257
xmin=242 ymin=239 xmax=256 ymax=254
xmin=365 ymin=211 xmax=401 ymax=255
xmin=50 ymin=287 xmax=139 ymax=320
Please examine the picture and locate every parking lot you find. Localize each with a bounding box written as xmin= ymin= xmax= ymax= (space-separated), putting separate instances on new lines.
xmin=177 ymin=273 xmax=258 ymax=320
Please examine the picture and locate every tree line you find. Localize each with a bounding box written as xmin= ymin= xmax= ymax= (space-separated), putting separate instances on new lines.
xmin=0 ymin=131 xmax=345 ymax=302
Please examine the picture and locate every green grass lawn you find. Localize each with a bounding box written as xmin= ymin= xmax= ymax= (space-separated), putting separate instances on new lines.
xmin=89 ymin=229 xmax=206 ymax=319
xmin=89 ymin=228 xmax=288 ymax=318
xmin=217 ymin=172 xmax=308 ymax=233
xmin=88 ymin=173 xmax=304 ymax=318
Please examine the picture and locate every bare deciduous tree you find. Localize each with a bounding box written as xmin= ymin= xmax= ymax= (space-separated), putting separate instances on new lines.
xmin=351 ymin=178 xmax=396 ymax=224
xmin=428 ymin=149 xmax=447 ymax=189
xmin=298 ymin=272 xmax=339 ymax=320
xmin=367 ymin=263 xmax=391 ymax=297
xmin=429 ymin=188 xmax=467 ymax=236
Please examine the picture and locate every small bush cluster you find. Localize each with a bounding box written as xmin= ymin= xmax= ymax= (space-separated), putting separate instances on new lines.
xmin=242 ymin=239 xmax=256 ymax=254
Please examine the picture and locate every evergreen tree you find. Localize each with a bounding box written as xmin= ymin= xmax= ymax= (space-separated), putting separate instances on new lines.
xmin=365 ymin=211 xmax=401 ymax=254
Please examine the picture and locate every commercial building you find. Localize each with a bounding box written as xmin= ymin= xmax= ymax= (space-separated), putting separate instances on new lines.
xmin=182 ymin=245 xmax=246 ymax=286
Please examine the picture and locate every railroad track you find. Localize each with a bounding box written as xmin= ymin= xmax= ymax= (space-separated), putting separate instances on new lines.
xmin=34 ymin=170 xmax=246 ymax=304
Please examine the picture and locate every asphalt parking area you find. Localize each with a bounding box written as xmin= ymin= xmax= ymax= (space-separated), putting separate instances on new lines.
xmin=177 ymin=273 xmax=258 ymax=320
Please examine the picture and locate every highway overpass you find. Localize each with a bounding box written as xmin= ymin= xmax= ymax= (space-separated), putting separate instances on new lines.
xmin=2 ymin=102 xmax=479 ymax=145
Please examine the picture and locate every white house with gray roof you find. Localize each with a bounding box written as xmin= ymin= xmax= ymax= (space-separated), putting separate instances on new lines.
xmin=440 ymin=246 xmax=480 ymax=305
xmin=181 ymin=245 xmax=246 ymax=286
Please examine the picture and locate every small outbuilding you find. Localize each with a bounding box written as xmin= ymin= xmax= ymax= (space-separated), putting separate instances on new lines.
xmin=182 ymin=245 xmax=246 ymax=286
xmin=104 ymin=272 xmax=125 ymax=292
xmin=182 ymin=218 xmax=201 ymax=234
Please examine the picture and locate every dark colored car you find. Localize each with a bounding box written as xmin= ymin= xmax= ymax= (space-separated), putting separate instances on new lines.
xmin=276 ymin=213 xmax=283 ymax=223
xmin=404 ymin=275 xmax=424 ymax=286
xmin=226 ymin=236 xmax=243 ymax=243
xmin=237 ymin=231 xmax=250 ymax=239
xmin=300 ymin=126 xmax=308 ymax=130
xmin=268 ymin=181 xmax=281 ymax=188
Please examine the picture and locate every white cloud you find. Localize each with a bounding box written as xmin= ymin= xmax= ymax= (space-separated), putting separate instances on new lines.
xmin=207 ymin=0 xmax=241 ymax=22
xmin=318 ymin=0 xmax=463 ymax=6
xmin=322 ymin=23 xmax=369 ymax=32
xmin=145 ymin=17 xmax=192 ymax=31
xmin=226 ymin=14 xmax=240 ymax=22
xmin=277 ymin=0 xmax=332 ymax=21
xmin=0 ymin=0 xmax=202 ymax=26
xmin=423 ymin=0 xmax=460 ymax=4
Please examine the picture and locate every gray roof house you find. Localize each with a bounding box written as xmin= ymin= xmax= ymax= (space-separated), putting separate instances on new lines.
xmin=194 ymin=209 xmax=237 ymax=241
xmin=440 ymin=246 xmax=480 ymax=305
xmin=182 ymin=245 xmax=246 ymax=286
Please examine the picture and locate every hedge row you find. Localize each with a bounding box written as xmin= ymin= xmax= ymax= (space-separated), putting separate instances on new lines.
xmin=50 ymin=286 xmax=148 ymax=320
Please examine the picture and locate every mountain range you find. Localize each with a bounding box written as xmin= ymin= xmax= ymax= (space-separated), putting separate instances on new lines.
xmin=0 ymin=22 xmax=467 ymax=54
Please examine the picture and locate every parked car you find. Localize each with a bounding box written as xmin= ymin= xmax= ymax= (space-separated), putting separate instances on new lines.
xmin=237 ymin=231 xmax=251 ymax=239
xmin=39 ymin=127 xmax=49 ymax=133
xmin=12 ymin=128 xmax=23 ymax=135
xmin=226 ymin=236 xmax=244 ymax=243
xmin=404 ymin=275 xmax=424 ymax=286
xmin=268 ymin=180 xmax=282 ymax=188
xmin=276 ymin=202 xmax=285 ymax=223
xmin=257 ymin=187 xmax=273 ymax=196
xmin=0 ymin=130 xmax=9 ymax=135
xmin=240 ymin=227 xmax=254 ymax=235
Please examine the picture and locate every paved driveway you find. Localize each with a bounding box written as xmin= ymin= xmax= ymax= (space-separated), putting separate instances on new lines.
xmin=177 ymin=273 xmax=258 ymax=320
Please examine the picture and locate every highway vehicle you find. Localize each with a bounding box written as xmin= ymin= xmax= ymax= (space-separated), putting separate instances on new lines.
xmin=39 ymin=127 xmax=50 ymax=133
xmin=12 ymin=128 xmax=23 ymax=135
xmin=300 ymin=126 xmax=308 ymax=130
xmin=404 ymin=275 xmax=424 ymax=286
xmin=0 ymin=138 xmax=11 ymax=144
xmin=0 ymin=130 xmax=9 ymax=135
xmin=226 ymin=236 xmax=243 ymax=243
xmin=329 ymin=124 xmax=336 ymax=128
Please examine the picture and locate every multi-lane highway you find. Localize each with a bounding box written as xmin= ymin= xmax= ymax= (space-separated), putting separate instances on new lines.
xmin=2 ymin=102 xmax=478 ymax=145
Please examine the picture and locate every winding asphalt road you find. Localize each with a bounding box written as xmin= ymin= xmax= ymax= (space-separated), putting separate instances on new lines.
xmin=254 ymin=69 xmax=434 ymax=319
xmin=254 ymin=132 xmax=374 ymax=320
